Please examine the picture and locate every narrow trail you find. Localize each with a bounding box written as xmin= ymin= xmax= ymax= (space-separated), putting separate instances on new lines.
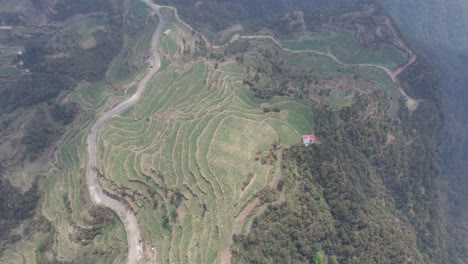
xmin=237 ymin=35 xmax=418 ymax=110
xmin=85 ymin=0 xmax=164 ymax=263
xmin=158 ymin=0 xmax=417 ymax=89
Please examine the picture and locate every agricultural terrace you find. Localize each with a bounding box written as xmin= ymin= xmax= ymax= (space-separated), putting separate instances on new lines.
xmin=98 ymin=9 xmax=313 ymax=263
xmin=96 ymin=7 xmax=402 ymax=264
xmin=284 ymin=29 xmax=409 ymax=69
xmin=235 ymin=36 xmax=401 ymax=115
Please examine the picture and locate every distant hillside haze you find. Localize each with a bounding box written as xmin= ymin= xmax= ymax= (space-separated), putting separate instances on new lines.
xmin=379 ymin=0 xmax=468 ymax=120
xmin=380 ymin=0 xmax=468 ymax=51
xmin=380 ymin=0 xmax=468 ymax=262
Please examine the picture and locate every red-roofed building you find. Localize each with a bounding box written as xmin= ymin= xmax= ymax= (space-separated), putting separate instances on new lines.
xmin=145 ymin=49 xmax=153 ymax=58
xmin=309 ymin=95 xmax=321 ymax=104
xmin=302 ymin=134 xmax=316 ymax=146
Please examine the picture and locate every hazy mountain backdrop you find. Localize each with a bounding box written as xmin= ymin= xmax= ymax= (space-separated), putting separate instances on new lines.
xmin=380 ymin=0 xmax=468 ymax=261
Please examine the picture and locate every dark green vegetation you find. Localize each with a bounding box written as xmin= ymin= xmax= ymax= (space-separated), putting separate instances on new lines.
xmin=222 ymin=38 xmax=387 ymax=103
xmin=154 ymin=0 xmax=351 ymax=41
xmin=52 ymin=0 xmax=109 ymax=21
xmin=248 ymin=1 xmax=375 ymax=40
xmin=0 ymin=179 xmax=39 ymax=253
xmin=380 ymin=0 xmax=468 ymax=262
xmin=234 ymin=58 xmax=445 ymax=263
xmin=0 ymin=0 xmax=126 ymax=156
xmin=0 ymin=72 xmax=74 ymax=112
xmin=1 ymin=13 xmax=123 ymax=114
xmin=0 ymin=0 xmax=130 ymax=257
xmin=21 ymin=106 xmax=77 ymax=158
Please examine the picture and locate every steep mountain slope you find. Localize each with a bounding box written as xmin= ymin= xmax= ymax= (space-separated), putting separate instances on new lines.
xmin=380 ymin=0 xmax=468 ymax=262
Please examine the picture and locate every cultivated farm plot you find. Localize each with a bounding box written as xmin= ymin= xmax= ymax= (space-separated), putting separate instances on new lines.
xmin=278 ymin=37 xmax=402 ymax=113
xmin=284 ymin=30 xmax=408 ymax=69
xmin=0 ymin=66 xmax=21 ymax=77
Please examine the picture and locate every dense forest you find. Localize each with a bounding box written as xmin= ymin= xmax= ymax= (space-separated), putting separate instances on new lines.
xmin=0 ymin=179 xmax=39 ymax=253
xmin=0 ymin=0 xmax=125 ymax=156
xmin=233 ymin=58 xmax=445 ymax=263
xmin=379 ymin=1 xmax=468 ymax=261
xmin=152 ymin=1 xmax=452 ymax=262
xmin=154 ymin=0 xmax=352 ymax=41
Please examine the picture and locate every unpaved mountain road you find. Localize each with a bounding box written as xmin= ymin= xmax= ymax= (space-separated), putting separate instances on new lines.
xmin=85 ymin=0 xmax=164 ymax=263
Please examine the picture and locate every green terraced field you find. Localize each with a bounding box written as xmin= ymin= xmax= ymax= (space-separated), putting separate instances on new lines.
xmin=284 ymin=30 xmax=408 ymax=69
xmin=93 ymin=9 xmax=403 ymax=263
xmin=97 ymin=11 xmax=317 ymax=263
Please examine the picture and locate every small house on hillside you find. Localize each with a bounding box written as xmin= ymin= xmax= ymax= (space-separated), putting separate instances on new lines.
xmin=309 ymin=95 xmax=321 ymax=104
xmin=163 ymin=29 xmax=172 ymax=36
xmin=145 ymin=49 xmax=152 ymax=58
xmin=302 ymin=134 xmax=316 ymax=146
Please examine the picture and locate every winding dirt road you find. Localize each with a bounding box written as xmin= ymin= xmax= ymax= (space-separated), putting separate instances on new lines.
xmin=85 ymin=1 xmax=164 ymax=263
xmin=238 ymin=35 xmax=417 ymax=109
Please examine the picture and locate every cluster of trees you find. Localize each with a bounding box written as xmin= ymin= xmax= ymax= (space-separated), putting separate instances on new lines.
xmin=22 ymin=113 xmax=60 ymax=158
xmin=52 ymin=0 xmax=110 ymax=21
xmin=234 ymin=58 xmax=445 ymax=263
xmin=23 ymin=25 xmax=123 ymax=83
xmin=0 ymin=12 xmax=21 ymax=26
xmin=50 ymin=102 xmax=77 ymax=125
xmin=0 ymin=3 xmax=125 ymax=158
xmin=154 ymin=0 xmax=352 ymax=42
xmin=0 ymin=23 xmax=121 ymax=154
xmin=220 ymin=41 xmax=314 ymax=99
xmin=0 ymin=0 xmax=124 ymax=115
xmin=0 ymin=73 xmax=74 ymax=113
xmin=0 ymin=179 xmax=39 ymax=254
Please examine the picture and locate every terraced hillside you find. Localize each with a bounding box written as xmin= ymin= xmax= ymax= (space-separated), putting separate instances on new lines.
xmin=93 ymin=7 xmax=406 ymax=263
xmin=0 ymin=1 xmax=416 ymax=263
xmin=98 ymin=14 xmax=314 ymax=262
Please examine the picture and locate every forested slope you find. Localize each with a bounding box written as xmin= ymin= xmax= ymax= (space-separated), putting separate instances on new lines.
xmin=234 ymin=58 xmax=445 ymax=263
xmin=154 ymin=0 xmax=348 ymax=41
xmin=153 ymin=0 xmax=450 ymax=263
xmin=380 ymin=0 xmax=468 ymax=261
